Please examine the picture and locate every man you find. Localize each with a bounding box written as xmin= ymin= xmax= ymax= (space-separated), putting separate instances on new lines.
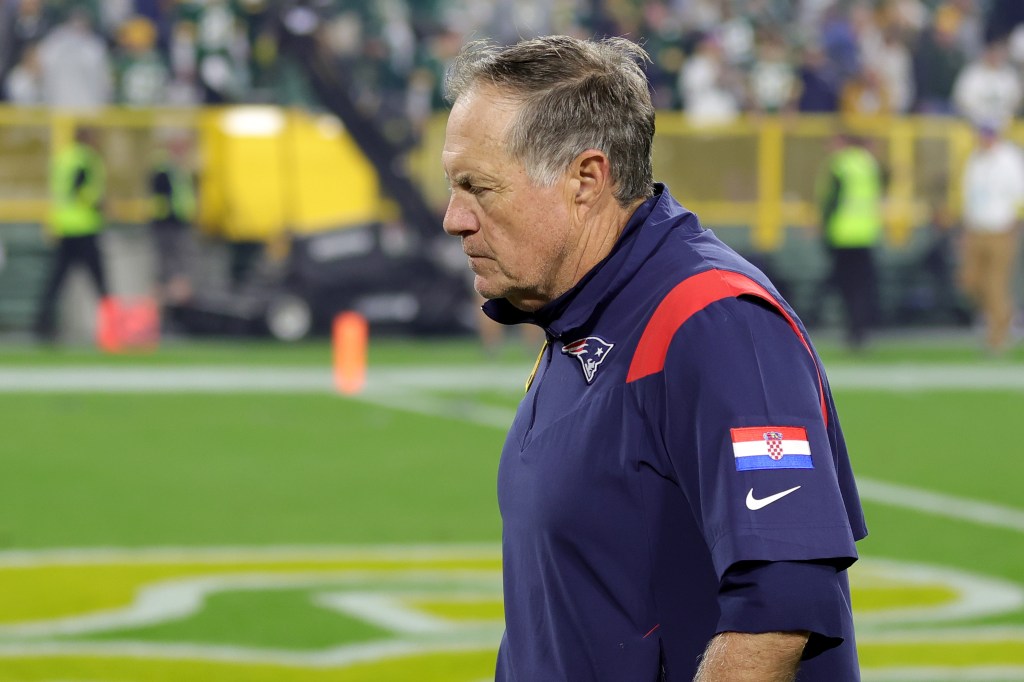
xmin=442 ymin=36 xmax=866 ymax=680
xmin=34 ymin=126 xmax=108 ymax=342
xmin=959 ymin=120 xmax=1024 ymax=354
xmin=815 ymin=131 xmax=884 ymax=350
xmin=149 ymin=130 xmax=197 ymax=308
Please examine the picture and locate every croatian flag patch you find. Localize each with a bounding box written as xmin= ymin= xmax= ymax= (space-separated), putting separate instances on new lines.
xmin=731 ymin=426 xmax=814 ymax=471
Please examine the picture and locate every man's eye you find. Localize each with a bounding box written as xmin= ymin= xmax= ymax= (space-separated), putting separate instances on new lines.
xmin=466 ymin=185 xmax=487 ymax=196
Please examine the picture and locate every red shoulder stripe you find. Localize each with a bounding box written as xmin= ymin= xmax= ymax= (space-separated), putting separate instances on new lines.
xmin=625 ymin=269 xmax=827 ymax=426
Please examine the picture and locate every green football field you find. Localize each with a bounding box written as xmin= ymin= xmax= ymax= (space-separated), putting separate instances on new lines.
xmin=0 ymin=336 xmax=1023 ymax=681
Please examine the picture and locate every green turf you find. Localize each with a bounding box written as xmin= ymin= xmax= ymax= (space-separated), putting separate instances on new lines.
xmin=1 ymin=337 xmax=1022 ymax=679
xmin=78 ymin=587 xmax=392 ymax=649
xmin=0 ymin=393 xmax=504 ymax=548
xmin=838 ymin=390 xmax=1024 ymax=506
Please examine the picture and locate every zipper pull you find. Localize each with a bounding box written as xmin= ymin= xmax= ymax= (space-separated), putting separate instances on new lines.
xmin=524 ymin=338 xmax=549 ymax=393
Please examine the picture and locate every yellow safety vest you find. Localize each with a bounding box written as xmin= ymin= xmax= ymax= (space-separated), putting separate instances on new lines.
xmin=151 ymin=160 xmax=196 ymax=223
xmin=822 ymin=147 xmax=883 ymax=248
xmin=50 ymin=143 xmax=105 ymax=237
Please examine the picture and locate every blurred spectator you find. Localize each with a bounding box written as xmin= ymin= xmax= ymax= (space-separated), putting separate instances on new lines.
xmin=748 ymin=31 xmax=796 ymax=114
xmin=114 ymin=15 xmax=170 ymax=107
xmin=0 ymin=0 xmax=1014 ymax=124
xmin=958 ymin=121 xmax=1024 ymax=354
xmin=952 ymin=39 xmax=1021 ymax=128
xmin=983 ymin=0 xmax=1024 ymax=45
xmin=795 ymin=44 xmax=841 ymax=112
xmin=165 ymin=19 xmax=202 ymax=106
xmin=881 ymin=0 xmax=928 ymax=34
xmin=916 ymin=189 xmax=971 ymax=326
xmin=174 ymin=0 xmax=250 ymax=104
xmin=37 ymin=7 xmax=111 ymax=110
xmin=638 ymin=1 xmax=687 ymax=109
xmin=679 ymin=32 xmax=741 ymax=126
xmin=34 ymin=127 xmax=109 ymax=342
xmin=867 ymin=27 xmax=914 ymax=113
xmin=716 ymin=2 xmax=756 ymax=69
xmin=840 ymin=66 xmax=891 ymax=116
xmin=2 ymin=40 xmax=42 ymax=105
xmin=820 ymin=4 xmax=861 ymax=82
xmin=815 ymin=132 xmax=885 ymax=350
xmin=912 ymin=9 xmax=966 ymax=114
xmin=945 ymin=0 xmax=984 ymax=58
xmin=149 ymin=130 xmax=197 ymax=310
xmin=0 ymin=0 xmax=53 ymax=93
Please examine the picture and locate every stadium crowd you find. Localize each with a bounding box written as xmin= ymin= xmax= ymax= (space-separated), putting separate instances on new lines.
xmin=1 ymin=1 xmax=1023 ymax=140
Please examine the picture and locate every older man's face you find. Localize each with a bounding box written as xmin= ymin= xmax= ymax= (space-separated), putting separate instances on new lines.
xmin=442 ymin=88 xmax=574 ymax=311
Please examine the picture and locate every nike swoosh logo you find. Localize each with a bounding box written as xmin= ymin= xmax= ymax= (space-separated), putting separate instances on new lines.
xmin=746 ymin=485 xmax=802 ymax=510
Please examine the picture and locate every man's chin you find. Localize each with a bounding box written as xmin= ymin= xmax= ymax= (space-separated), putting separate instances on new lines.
xmin=473 ymin=276 xmax=506 ymax=301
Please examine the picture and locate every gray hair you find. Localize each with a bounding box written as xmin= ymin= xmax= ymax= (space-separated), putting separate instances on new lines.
xmin=444 ymin=35 xmax=655 ymax=206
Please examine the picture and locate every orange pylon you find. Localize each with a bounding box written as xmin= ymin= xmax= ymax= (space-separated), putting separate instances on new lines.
xmin=333 ymin=311 xmax=368 ymax=394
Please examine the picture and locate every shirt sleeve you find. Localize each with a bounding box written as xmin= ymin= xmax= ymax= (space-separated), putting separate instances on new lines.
xmin=656 ymin=295 xmax=860 ymax=578
xmin=716 ymin=559 xmax=852 ymax=659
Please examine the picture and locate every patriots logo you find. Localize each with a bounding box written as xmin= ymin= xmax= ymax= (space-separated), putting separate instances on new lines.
xmin=562 ymin=336 xmax=615 ymax=384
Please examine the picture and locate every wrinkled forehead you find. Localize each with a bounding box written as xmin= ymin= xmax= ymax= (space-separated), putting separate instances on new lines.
xmin=443 ymin=88 xmax=521 ymax=166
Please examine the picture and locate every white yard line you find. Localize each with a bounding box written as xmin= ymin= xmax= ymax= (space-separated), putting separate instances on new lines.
xmin=3 ymin=364 xmax=1024 ymax=536
xmin=857 ymin=478 xmax=1024 ymax=533
xmin=2 ymin=363 xmax=1024 ymax=393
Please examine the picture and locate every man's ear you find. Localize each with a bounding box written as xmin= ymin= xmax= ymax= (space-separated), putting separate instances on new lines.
xmin=572 ymin=149 xmax=612 ymax=209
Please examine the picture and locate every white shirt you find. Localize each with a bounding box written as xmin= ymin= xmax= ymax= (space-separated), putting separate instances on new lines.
xmin=962 ymin=140 xmax=1024 ymax=233
xmin=953 ymin=61 xmax=1022 ymax=127
xmin=680 ymin=54 xmax=739 ymax=126
xmin=37 ymin=24 xmax=112 ymax=110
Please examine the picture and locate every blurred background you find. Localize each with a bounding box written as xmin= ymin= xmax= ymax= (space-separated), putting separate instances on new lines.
xmin=1 ymin=0 xmax=1023 ymax=343
xmin=2 ymin=1 xmax=1024 ymax=681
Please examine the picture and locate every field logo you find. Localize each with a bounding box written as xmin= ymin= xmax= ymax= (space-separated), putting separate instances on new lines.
xmin=562 ymin=337 xmax=614 ymax=384
xmin=0 ymin=548 xmax=1023 ymax=680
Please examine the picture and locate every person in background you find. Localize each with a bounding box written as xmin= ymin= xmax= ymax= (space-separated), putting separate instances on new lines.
xmin=114 ymin=14 xmax=170 ymax=107
xmin=36 ymin=5 xmax=111 ymax=110
xmin=815 ymin=131 xmax=886 ymax=350
xmin=0 ymin=0 xmax=52 ymax=98
xmin=34 ymin=126 xmax=108 ymax=342
xmin=839 ymin=65 xmax=891 ymax=117
xmin=149 ymin=130 xmax=197 ymax=311
xmin=952 ymin=38 xmax=1022 ymax=128
xmin=795 ymin=43 xmax=841 ymax=113
xmin=912 ymin=8 xmax=967 ymax=114
xmin=958 ymin=120 xmax=1024 ymax=354
xmin=748 ymin=30 xmax=796 ymax=115
xmin=443 ymin=35 xmax=865 ymax=680
xmin=679 ymin=31 xmax=741 ymax=126
xmin=2 ymin=40 xmax=42 ymax=105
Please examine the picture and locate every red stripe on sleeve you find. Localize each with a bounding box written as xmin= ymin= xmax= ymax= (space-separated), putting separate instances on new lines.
xmin=625 ymin=269 xmax=827 ymax=426
xmin=731 ymin=426 xmax=809 ymax=442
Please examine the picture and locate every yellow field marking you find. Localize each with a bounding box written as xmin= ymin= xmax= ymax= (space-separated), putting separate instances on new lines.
xmin=406 ymin=597 xmax=504 ymax=622
xmin=0 ymin=554 xmax=501 ymax=624
xmin=0 ymin=547 xmax=1022 ymax=680
xmin=861 ymin=640 xmax=1024 ymax=666
xmin=0 ymin=650 xmax=497 ymax=682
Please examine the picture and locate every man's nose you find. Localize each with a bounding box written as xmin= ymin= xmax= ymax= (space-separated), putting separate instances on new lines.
xmin=442 ymin=195 xmax=479 ymax=237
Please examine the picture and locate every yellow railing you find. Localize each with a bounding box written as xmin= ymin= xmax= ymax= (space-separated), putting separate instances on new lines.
xmin=0 ymin=105 xmax=381 ymax=241
xmin=0 ymin=106 xmax=999 ymax=248
xmin=408 ymin=112 xmax=992 ymax=250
